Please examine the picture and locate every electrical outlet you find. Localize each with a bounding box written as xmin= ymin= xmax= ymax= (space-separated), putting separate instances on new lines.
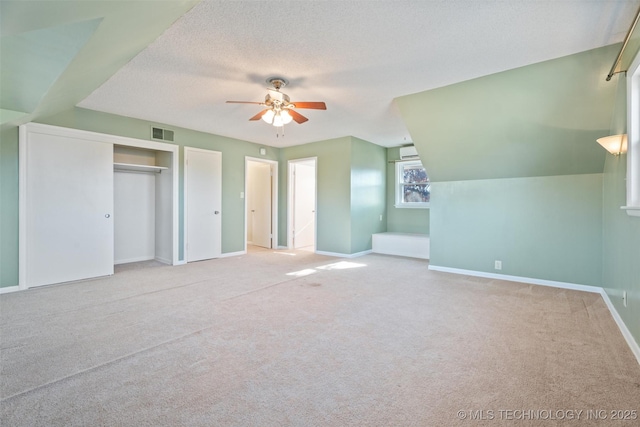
xmin=494 ymin=260 xmax=502 ymax=270
xmin=379 ymin=214 xmax=383 ymax=221
xmin=623 ymin=291 xmax=628 ymax=308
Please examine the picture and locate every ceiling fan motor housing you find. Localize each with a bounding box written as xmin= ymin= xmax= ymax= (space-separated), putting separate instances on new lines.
xmin=265 ymin=91 xmax=290 ymax=108
xmin=266 ymin=77 xmax=288 ymax=90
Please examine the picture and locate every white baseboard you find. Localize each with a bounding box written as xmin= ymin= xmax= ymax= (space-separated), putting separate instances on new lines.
xmin=428 ymin=265 xmax=601 ymax=294
xmin=429 ymin=264 xmax=640 ymax=365
xmin=277 ymin=246 xmax=289 ymax=250
xmin=220 ymin=250 xmax=246 ymax=258
xmin=315 ymin=249 xmax=373 ymax=258
xmin=173 ymin=252 xmax=244 ymax=263
xmin=154 ymin=256 xmax=172 ymax=265
xmin=599 ymin=290 xmax=640 ymax=365
xmin=0 ymin=285 xmax=20 ymax=294
xmin=114 ymin=256 xmax=155 ymax=265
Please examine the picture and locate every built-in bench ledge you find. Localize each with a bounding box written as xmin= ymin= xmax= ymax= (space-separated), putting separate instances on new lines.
xmin=372 ymin=232 xmax=430 ymax=260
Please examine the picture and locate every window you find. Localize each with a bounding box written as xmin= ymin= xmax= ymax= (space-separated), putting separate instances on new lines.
xmin=395 ymin=160 xmax=430 ymax=208
xmin=626 ymin=48 xmax=640 ymax=216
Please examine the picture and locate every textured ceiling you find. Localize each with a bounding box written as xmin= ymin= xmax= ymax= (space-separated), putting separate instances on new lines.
xmin=77 ymin=0 xmax=639 ymax=148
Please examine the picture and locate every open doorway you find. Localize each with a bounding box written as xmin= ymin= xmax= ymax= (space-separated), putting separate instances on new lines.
xmin=245 ymin=157 xmax=278 ymax=251
xmin=288 ymin=158 xmax=317 ymax=251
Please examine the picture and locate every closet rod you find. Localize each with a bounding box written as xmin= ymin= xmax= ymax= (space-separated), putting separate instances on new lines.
xmin=606 ymin=5 xmax=640 ymax=81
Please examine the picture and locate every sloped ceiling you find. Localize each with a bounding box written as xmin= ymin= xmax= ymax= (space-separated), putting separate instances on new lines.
xmin=396 ymin=45 xmax=620 ymax=181
xmin=0 ymin=0 xmax=199 ymax=125
xmin=1 ymin=18 xmax=102 ymax=119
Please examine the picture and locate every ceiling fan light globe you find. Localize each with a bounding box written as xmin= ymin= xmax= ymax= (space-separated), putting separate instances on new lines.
xmin=272 ymin=112 xmax=284 ymax=127
xmin=261 ymin=109 xmax=275 ymax=124
xmin=280 ymin=109 xmax=293 ymax=124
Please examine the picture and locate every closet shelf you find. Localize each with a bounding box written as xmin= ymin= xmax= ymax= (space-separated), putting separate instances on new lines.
xmin=114 ymin=162 xmax=168 ymax=173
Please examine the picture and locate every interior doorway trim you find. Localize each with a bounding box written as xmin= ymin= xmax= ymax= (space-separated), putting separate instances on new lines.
xmin=244 ymin=156 xmax=278 ymax=252
xmin=287 ymin=157 xmax=317 ymax=250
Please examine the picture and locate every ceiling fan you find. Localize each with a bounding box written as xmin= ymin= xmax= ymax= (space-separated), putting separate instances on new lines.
xmin=226 ymin=77 xmax=326 ymax=127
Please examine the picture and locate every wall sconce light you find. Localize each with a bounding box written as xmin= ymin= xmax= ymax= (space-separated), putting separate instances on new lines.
xmin=596 ymin=134 xmax=628 ymax=156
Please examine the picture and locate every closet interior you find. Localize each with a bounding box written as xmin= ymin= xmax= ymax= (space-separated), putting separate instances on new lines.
xmin=113 ymin=145 xmax=174 ymax=266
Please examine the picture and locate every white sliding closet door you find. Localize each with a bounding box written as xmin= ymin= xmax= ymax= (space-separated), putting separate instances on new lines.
xmin=22 ymin=132 xmax=114 ymax=287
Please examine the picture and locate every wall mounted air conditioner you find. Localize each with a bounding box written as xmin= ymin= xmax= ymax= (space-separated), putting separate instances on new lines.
xmin=399 ymin=145 xmax=419 ymax=160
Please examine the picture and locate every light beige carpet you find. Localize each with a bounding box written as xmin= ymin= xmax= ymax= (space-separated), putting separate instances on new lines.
xmin=1 ymin=248 xmax=639 ymax=426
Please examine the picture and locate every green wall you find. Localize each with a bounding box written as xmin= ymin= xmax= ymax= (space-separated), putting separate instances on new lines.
xmin=0 ymin=126 xmax=19 ymax=287
xmin=602 ymin=76 xmax=640 ymax=343
xmin=279 ymin=137 xmax=352 ymax=254
xmin=603 ymin=154 xmax=640 ymax=342
xmin=385 ymin=147 xmax=430 ymax=234
xmin=279 ymin=136 xmax=387 ymax=255
xmin=430 ymin=174 xmax=603 ymax=287
xmin=0 ymin=107 xmax=279 ymax=287
xmin=350 ymin=137 xmax=387 ymax=253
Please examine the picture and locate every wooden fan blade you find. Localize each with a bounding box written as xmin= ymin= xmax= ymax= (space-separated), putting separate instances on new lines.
xmin=291 ymin=102 xmax=326 ymax=110
xmin=226 ymin=101 xmax=264 ymax=105
xmin=288 ymin=109 xmax=308 ymax=124
xmin=249 ymin=109 xmax=270 ymax=121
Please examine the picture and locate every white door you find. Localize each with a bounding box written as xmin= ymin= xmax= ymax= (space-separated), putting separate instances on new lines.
xmin=185 ymin=147 xmax=222 ymax=261
xmin=247 ymin=162 xmax=272 ymax=248
xmin=22 ymin=132 xmax=114 ymax=287
xmin=292 ymin=161 xmax=316 ymax=249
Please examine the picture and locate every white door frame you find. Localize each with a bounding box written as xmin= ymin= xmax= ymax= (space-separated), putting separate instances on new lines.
xmin=244 ymin=156 xmax=278 ymax=252
xmin=287 ymin=157 xmax=317 ymax=250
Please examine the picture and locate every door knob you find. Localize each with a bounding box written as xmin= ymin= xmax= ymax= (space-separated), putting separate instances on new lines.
xmin=105 ymin=214 xmax=111 ymax=218
xmin=214 ymin=211 xmax=220 ymax=215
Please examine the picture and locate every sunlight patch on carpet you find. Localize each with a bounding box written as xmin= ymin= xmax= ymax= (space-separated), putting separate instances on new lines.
xmin=317 ymin=261 xmax=367 ymax=270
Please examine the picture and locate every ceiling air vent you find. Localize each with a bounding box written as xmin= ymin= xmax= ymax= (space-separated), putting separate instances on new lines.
xmin=151 ymin=126 xmax=174 ymax=142
xmin=399 ymin=145 xmax=419 ymax=160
